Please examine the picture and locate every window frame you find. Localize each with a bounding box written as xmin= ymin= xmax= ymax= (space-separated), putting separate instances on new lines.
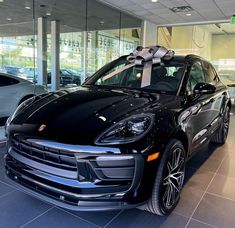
xmin=0 ymin=74 xmax=19 ymax=87
xmin=202 ymin=61 xmax=219 ymax=86
xmin=187 ymin=61 xmax=206 ymax=94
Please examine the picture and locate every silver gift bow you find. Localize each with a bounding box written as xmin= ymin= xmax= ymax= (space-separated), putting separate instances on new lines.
xmin=126 ymin=46 xmax=175 ymax=87
xmin=102 ymin=46 xmax=174 ymax=88
xmin=127 ymin=46 xmax=175 ymax=65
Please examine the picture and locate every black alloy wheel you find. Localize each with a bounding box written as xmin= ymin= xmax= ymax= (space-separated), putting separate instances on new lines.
xmin=144 ymin=139 xmax=186 ymax=215
xmin=222 ymin=106 xmax=230 ymax=142
xmin=162 ymin=147 xmax=185 ymax=210
xmin=211 ymin=106 xmax=230 ymax=144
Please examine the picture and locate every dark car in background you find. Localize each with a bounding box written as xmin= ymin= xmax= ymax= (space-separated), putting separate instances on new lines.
xmin=47 ymin=70 xmax=74 ymax=86
xmin=60 ymin=69 xmax=81 ymax=86
xmin=4 ymin=46 xmax=231 ymax=216
xmin=47 ymin=69 xmax=81 ymax=86
xmin=23 ymin=68 xmax=80 ymax=86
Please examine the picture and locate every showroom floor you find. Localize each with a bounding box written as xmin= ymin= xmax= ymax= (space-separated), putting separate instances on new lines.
xmin=0 ymin=107 xmax=235 ymax=228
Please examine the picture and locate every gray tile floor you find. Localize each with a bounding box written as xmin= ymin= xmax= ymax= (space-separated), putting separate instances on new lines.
xmin=0 ymin=106 xmax=235 ymax=228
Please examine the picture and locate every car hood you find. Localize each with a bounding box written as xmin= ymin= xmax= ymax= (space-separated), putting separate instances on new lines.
xmin=11 ymin=86 xmax=182 ymax=145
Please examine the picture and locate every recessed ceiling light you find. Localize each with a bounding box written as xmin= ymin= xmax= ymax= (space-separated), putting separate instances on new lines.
xmin=99 ymin=20 xmax=105 ymax=25
xmin=6 ymin=17 xmax=12 ymax=21
xmin=152 ymin=0 xmax=158 ymax=2
xmin=0 ymin=0 xmax=4 ymax=2
xmin=25 ymin=0 xmax=31 ymax=9
xmin=186 ymin=13 xmax=192 ymax=16
xmin=171 ymin=6 xmax=194 ymax=13
xmin=46 ymin=12 xmax=51 ymax=16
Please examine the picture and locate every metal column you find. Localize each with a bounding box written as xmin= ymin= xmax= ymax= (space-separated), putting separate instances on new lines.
xmin=37 ymin=17 xmax=47 ymax=85
xmin=51 ymin=20 xmax=60 ymax=91
xmin=141 ymin=20 xmax=158 ymax=47
xmin=82 ymin=31 xmax=87 ymax=84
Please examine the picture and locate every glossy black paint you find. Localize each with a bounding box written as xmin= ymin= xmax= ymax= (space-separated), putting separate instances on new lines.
xmin=4 ymin=55 xmax=231 ymax=210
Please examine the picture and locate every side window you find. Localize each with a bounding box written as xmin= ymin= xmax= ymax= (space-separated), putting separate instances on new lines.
xmin=187 ymin=62 xmax=205 ymax=93
xmin=202 ymin=62 xmax=218 ymax=85
xmin=0 ymin=75 xmax=19 ymax=87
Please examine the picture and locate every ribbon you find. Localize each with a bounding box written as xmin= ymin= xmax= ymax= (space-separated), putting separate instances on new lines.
xmin=100 ymin=46 xmax=174 ymax=88
xmin=127 ymin=46 xmax=174 ymax=65
xmin=127 ymin=46 xmax=175 ymax=88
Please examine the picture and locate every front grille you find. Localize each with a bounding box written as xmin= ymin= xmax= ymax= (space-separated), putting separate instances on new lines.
xmin=11 ymin=136 xmax=77 ymax=172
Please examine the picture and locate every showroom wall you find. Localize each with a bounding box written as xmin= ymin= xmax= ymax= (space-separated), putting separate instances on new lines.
xmin=158 ymin=26 xmax=212 ymax=59
xmin=158 ymin=23 xmax=235 ymax=98
xmin=0 ymin=0 xmax=141 ymax=89
xmin=212 ymin=34 xmax=235 ymax=59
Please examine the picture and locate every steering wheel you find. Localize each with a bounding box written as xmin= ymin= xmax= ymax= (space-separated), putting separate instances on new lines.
xmin=152 ymin=81 xmax=176 ymax=91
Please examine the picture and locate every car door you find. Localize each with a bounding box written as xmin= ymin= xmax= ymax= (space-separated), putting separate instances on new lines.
xmin=201 ymin=61 xmax=225 ymax=134
xmin=0 ymin=75 xmax=19 ymax=118
xmin=184 ymin=61 xmax=216 ymax=153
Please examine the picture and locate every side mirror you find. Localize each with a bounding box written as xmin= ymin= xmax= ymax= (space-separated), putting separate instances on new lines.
xmin=194 ymin=82 xmax=216 ymax=95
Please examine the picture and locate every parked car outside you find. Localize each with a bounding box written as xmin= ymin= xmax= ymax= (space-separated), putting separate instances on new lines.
xmin=61 ymin=68 xmax=81 ymax=85
xmin=0 ymin=73 xmax=47 ymax=120
xmin=5 ymin=46 xmax=231 ymax=216
xmin=4 ymin=66 xmax=27 ymax=79
xmin=47 ymin=70 xmax=74 ymax=86
xmin=24 ymin=67 xmax=38 ymax=83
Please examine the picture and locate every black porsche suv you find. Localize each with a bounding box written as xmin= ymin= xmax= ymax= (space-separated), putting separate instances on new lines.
xmin=4 ymin=46 xmax=231 ymax=216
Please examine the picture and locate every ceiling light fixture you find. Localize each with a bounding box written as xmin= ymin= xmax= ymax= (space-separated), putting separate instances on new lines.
xmin=186 ymin=13 xmax=192 ymax=16
xmin=6 ymin=17 xmax=12 ymax=21
xmin=152 ymin=0 xmax=158 ymax=2
xmin=0 ymin=0 xmax=4 ymax=2
xmin=25 ymin=0 xmax=31 ymax=9
xmin=45 ymin=5 xmax=52 ymax=16
xmin=171 ymin=6 xmax=194 ymax=13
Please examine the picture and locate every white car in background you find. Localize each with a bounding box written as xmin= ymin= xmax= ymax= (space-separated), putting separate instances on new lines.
xmin=0 ymin=73 xmax=47 ymax=119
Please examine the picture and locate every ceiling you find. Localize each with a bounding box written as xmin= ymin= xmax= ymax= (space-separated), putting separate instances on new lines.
xmin=0 ymin=0 xmax=235 ymax=37
xmin=0 ymin=0 xmax=141 ymax=37
xmin=98 ymin=0 xmax=235 ymax=26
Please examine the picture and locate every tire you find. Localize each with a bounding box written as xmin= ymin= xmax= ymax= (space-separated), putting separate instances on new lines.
xmin=211 ymin=106 xmax=230 ymax=144
xmin=144 ymin=139 xmax=186 ymax=216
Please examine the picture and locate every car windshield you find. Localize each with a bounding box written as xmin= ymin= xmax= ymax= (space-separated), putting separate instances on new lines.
xmin=86 ymin=58 xmax=185 ymax=95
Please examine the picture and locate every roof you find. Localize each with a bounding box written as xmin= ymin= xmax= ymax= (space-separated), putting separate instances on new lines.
xmin=118 ymin=54 xmax=205 ymax=64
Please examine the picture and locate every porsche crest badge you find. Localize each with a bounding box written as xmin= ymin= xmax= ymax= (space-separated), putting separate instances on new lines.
xmin=38 ymin=124 xmax=46 ymax=132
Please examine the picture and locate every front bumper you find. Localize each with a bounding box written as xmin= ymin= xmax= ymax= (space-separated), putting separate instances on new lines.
xmin=4 ymin=136 xmax=145 ymax=211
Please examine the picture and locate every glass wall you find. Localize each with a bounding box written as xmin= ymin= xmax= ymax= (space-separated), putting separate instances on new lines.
xmin=158 ymin=23 xmax=235 ymax=100
xmin=0 ymin=0 xmax=141 ymax=88
xmin=0 ymin=0 xmax=36 ymax=82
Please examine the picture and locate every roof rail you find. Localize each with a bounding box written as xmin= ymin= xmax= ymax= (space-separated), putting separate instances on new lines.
xmin=185 ymin=54 xmax=203 ymax=59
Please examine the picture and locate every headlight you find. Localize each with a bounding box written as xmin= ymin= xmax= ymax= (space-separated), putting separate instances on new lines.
xmin=95 ymin=113 xmax=154 ymax=145
xmin=9 ymin=96 xmax=36 ymax=122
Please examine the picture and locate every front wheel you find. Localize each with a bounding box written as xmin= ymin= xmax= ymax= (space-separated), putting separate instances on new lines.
xmin=144 ymin=139 xmax=186 ymax=215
